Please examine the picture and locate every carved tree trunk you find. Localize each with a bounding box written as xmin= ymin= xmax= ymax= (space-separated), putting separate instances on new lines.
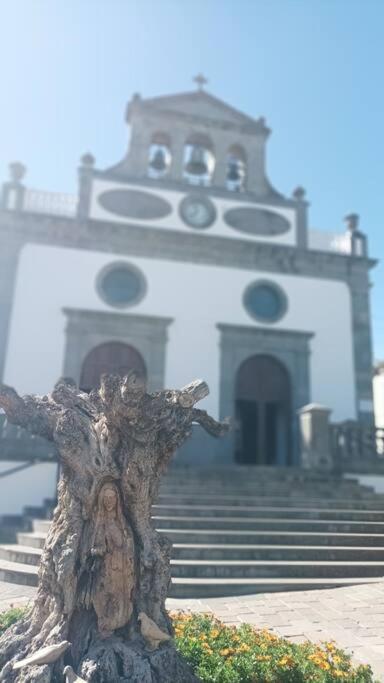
xmin=0 ymin=374 xmax=228 ymax=683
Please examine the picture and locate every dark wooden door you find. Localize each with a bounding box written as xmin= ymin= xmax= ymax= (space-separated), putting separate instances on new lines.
xmin=80 ymin=342 xmax=146 ymax=392
xmin=235 ymin=354 xmax=291 ymax=466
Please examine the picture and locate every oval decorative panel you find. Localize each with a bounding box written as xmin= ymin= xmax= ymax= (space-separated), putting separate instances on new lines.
xmin=224 ymin=207 xmax=290 ymax=236
xmin=98 ymin=189 xmax=172 ymax=220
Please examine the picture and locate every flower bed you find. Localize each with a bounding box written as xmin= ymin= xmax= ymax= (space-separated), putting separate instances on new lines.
xmin=0 ymin=607 xmax=26 ymax=637
xmin=0 ymin=607 xmax=378 ymax=681
xmin=172 ymin=612 xmax=378 ymax=683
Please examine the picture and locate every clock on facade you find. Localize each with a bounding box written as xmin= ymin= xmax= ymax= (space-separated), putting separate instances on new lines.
xmin=179 ymin=194 xmax=216 ymax=229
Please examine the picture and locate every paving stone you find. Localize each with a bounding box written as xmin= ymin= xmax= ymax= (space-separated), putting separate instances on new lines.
xmin=2 ymin=579 xmax=384 ymax=681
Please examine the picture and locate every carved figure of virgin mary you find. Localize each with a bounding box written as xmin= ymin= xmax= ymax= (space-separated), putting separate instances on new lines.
xmin=81 ymin=481 xmax=136 ymax=638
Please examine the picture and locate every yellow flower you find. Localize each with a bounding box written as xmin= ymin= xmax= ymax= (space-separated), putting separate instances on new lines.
xmin=210 ymin=629 xmax=220 ymax=639
xmin=220 ymin=648 xmax=231 ymax=657
xmin=202 ymin=643 xmax=213 ymax=654
xmin=237 ymin=643 xmax=251 ymax=653
xmin=278 ymin=655 xmax=295 ymax=668
xmin=325 ymin=641 xmax=337 ymax=652
xmin=256 ymin=654 xmax=271 ymax=662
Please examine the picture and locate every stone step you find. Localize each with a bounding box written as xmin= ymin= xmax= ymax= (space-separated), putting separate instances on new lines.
xmin=152 ymin=504 xmax=384 ymax=521
xmin=20 ymin=528 xmax=384 ymax=550
xmin=7 ymin=540 xmax=384 ymax=566
xmin=17 ymin=532 xmax=46 ymax=549
xmin=152 ymin=515 xmax=384 ymax=534
xmin=164 ymin=471 xmax=371 ymax=483
xmin=157 ymin=493 xmax=384 ymax=510
xmin=1 ymin=553 xmax=381 ymax=596
xmin=1 ymin=548 xmax=383 ymax=590
xmin=171 ymin=543 xmax=384 ymax=562
xmin=159 ymin=488 xmax=380 ymax=502
xmin=160 ymin=481 xmax=374 ymax=492
xmin=0 ymin=544 xmax=42 ymax=566
xmin=0 ymin=558 xmax=38 ymax=586
xmin=163 ymin=528 xmax=384 ymax=546
xmin=170 ymin=558 xmax=384 ymax=579
xmin=168 ymin=576 xmax=383 ymax=598
xmin=33 ymin=513 xmax=384 ymax=536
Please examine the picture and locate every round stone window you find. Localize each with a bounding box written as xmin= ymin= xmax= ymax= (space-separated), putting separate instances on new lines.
xmin=97 ymin=262 xmax=146 ymax=308
xmin=243 ymin=280 xmax=287 ymax=323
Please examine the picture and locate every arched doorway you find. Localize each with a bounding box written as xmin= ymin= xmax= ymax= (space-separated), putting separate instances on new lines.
xmin=235 ymin=354 xmax=292 ymax=466
xmin=80 ymin=342 xmax=146 ymax=392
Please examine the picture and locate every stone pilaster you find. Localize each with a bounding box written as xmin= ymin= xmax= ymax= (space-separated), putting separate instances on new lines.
xmin=0 ymin=235 xmax=22 ymax=382
xmin=292 ymin=187 xmax=308 ymax=249
xmin=349 ymin=267 xmax=375 ymax=424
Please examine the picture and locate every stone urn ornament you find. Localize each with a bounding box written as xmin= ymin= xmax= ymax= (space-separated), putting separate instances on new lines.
xmin=0 ymin=373 xmax=229 ymax=682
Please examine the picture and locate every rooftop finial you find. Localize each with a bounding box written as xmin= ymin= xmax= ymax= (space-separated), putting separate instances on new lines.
xmin=344 ymin=213 xmax=359 ymax=232
xmin=193 ymin=73 xmax=208 ymax=91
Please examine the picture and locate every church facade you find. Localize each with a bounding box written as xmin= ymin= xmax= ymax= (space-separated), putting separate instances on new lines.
xmin=0 ymin=85 xmax=376 ymax=469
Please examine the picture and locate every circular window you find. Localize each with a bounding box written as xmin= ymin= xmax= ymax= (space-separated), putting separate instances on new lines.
xmin=243 ymin=281 xmax=287 ymax=323
xmin=97 ymin=262 xmax=146 ymax=308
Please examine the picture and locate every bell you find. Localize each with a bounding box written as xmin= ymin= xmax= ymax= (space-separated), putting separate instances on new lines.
xmin=227 ymin=159 xmax=241 ymax=182
xmin=149 ymin=148 xmax=167 ymax=173
xmin=185 ymin=146 xmax=208 ymax=176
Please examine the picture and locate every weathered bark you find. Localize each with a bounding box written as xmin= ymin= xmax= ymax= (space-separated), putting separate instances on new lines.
xmin=0 ymin=373 xmax=229 ymax=682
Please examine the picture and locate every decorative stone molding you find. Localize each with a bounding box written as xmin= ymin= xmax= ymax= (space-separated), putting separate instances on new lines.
xmin=217 ymin=324 xmax=313 ymax=465
xmin=62 ymin=308 xmax=173 ymax=392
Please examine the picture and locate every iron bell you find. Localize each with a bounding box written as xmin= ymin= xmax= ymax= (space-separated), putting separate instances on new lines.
xmin=185 ymin=146 xmax=208 ymax=176
xmin=149 ymin=148 xmax=167 ymax=173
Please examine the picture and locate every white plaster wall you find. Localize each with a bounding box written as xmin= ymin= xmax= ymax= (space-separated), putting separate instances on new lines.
xmin=373 ymin=372 xmax=384 ymax=427
xmin=0 ymin=462 xmax=57 ymax=515
xmin=5 ymin=243 xmax=356 ymax=424
xmin=89 ymin=179 xmax=297 ymax=246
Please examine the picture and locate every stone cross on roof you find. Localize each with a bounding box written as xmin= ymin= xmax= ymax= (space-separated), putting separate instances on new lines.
xmin=193 ymin=73 xmax=208 ymax=90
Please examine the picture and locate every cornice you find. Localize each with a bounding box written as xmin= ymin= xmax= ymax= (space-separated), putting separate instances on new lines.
xmin=0 ymin=210 xmax=376 ymax=285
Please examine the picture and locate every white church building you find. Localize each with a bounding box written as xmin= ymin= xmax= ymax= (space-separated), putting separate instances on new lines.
xmin=0 ymin=81 xmax=376 ymax=479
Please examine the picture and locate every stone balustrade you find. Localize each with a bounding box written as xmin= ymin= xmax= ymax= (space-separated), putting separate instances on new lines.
xmin=23 ymin=188 xmax=77 ymax=217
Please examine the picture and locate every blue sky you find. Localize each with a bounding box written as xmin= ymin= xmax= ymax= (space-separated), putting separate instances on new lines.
xmin=0 ymin=0 xmax=383 ymax=358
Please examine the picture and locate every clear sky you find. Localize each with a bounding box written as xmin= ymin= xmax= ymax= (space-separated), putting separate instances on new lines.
xmin=0 ymin=0 xmax=383 ymax=358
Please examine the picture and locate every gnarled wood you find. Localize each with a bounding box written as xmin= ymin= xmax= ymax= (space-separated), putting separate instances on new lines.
xmin=0 ymin=373 xmax=228 ymax=682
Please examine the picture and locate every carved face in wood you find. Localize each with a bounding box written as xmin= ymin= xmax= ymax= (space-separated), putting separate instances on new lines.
xmin=102 ymin=485 xmax=118 ymax=513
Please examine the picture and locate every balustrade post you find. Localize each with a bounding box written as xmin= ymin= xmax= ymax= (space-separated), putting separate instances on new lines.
xmin=77 ymin=153 xmax=95 ymax=219
xmin=298 ymin=403 xmax=333 ymax=470
xmin=1 ymin=162 xmax=26 ymax=211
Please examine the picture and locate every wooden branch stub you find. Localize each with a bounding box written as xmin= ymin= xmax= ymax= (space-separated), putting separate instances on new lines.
xmin=178 ymin=379 xmax=209 ymax=408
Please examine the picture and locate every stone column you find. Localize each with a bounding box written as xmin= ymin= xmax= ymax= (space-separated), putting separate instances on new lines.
xmin=77 ymin=153 xmax=95 ymax=219
xmin=298 ymin=403 xmax=333 ymax=470
xmin=292 ymin=187 xmax=308 ymax=249
xmin=169 ymin=129 xmax=186 ymax=181
xmin=212 ymin=138 xmax=228 ymax=188
xmin=348 ymin=263 xmax=375 ymax=425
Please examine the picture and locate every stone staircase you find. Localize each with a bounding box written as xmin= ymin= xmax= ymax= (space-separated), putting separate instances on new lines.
xmin=1 ymin=467 xmax=384 ymax=597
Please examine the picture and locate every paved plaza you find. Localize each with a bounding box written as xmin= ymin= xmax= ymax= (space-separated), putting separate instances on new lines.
xmin=1 ymin=580 xmax=384 ymax=680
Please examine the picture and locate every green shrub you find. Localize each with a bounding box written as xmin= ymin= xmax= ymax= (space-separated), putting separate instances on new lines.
xmin=171 ymin=611 xmax=378 ymax=683
xmin=0 ymin=607 xmax=378 ymax=682
xmin=0 ymin=606 xmax=27 ymax=636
